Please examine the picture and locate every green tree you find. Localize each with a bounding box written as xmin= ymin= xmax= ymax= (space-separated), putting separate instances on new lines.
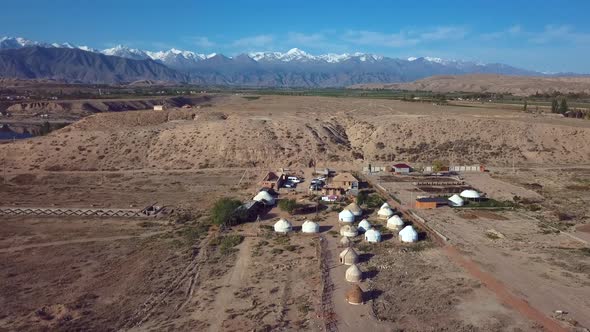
xmin=432 ymin=160 xmax=445 ymax=172
xmin=278 ymin=199 xmax=298 ymax=215
xmin=551 ymin=99 xmax=559 ymax=113
xmin=356 ymin=191 xmax=369 ymax=206
xmin=559 ymin=99 xmax=569 ymax=114
xmin=211 ymin=197 xmax=243 ymax=226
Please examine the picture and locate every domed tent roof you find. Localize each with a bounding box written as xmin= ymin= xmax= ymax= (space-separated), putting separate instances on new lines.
xmin=448 ymin=194 xmax=465 ymax=207
xmin=345 ymin=203 xmax=362 ymax=216
xmin=377 ymin=206 xmax=394 ymax=219
xmin=460 ymin=189 xmax=481 ymax=199
xmin=345 ymin=285 xmax=363 ymax=305
xmin=253 ymin=191 xmax=275 ymax=205
xmin=399 ymin=225 xmax=418 ymax=243
xmin=339 ymin=247 xmax=359 ymax=265
xmin=345 ymin=264 xmax=362 ymax=283
xmin=357 ymin=219 xmax=372 ymax=233
xmin=302 ymin=220 xmax=320 ymax=233
xmin=340 ymin=225 xmax=358 ymax=238
xmin=364 ymin=228 xmax=381 ymax=243
xmin=386 ymin=215 xmax=404 ymax=230
xmin=338 ymin=209 xmax=355 ymax=222
xmin=274 ymin=218 xmax=292 ymax=234
xmin=340 ymin=236 xmax=352 ymax=247
xmin=380 ymin=202 xmax=391 ymax=209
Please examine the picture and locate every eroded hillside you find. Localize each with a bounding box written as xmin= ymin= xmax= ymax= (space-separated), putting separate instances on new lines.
xmin=1 ymin=95 xmax=589 ymax=171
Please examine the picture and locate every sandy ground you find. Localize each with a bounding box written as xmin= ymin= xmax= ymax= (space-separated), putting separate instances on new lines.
xmin=1 ymin=94 xmax=590 ymax=331
xmin=352 ymin=74 xmax=590 ymax=96
xmin=374 ymin=169 xmax=590 ymax=331
xmin=2 ymin=94 xmax=590 ymax=174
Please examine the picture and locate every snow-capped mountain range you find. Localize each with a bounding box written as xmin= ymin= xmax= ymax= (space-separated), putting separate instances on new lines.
xmin=0 ymin=36 xmax=553 ymax=86
xmin=0 ymin=36 xmax=461 ymax=69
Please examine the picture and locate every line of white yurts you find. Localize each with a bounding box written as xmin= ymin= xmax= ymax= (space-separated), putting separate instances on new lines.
xmin=398 ymin=225 xmax=419 ymax=243
xmin=386 ymin=215 xmax=404 ymax=231
xmin=364 ymin=228 xmax=381 ymax=243
xmin=273 ymin=218 xmax=292 ymax=234
xmin=448 ymin=194 xmax=465 ymax=207
xmin=377 ymin=205 xmax=394 ymax=220
xmin=338 ymin=209 xmax=356 ymax=223
xmin=339 ymin=247 xmax=359 ymax=265
xmin=357 ymin=219 xmax=372 ymax=233
xmin=345 ymin=202 xmax=363 ymax=217
xmin=345 ymin=264 xmax=362 ymax=282
xmin=301 ymin=220 xmax=320 ymax=233
xmin=253 ymin=190 xmax=276 ymax=206
xmin=340 ymin=224 xmax=358 ymax=237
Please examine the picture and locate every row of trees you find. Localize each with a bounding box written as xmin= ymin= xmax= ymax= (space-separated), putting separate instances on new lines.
xmin=551 ymin=98 xmax=569 ymax=114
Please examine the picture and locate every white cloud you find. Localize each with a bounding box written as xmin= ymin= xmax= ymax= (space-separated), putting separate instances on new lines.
xmin=481 ymin=24 xmax=522 ymax=40
xmin=286 ymin=32 xmax=326 ymax=46
xmin=232 ymin=34 xmax=274 ymax=48
xmin=343 ymin=30 xmax=419 ymax=47
xmin=420 ymin=26 xmax=468 ymax=41
xmin=192 ymin=36 xmax=215 ymax=48
xmin=529 ymin=24 xmax=578 ymax=44
xmin=342 ymin=26 xmax=467 ymax=48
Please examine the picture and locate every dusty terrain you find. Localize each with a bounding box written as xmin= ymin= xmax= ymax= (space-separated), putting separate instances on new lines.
xmin=1 ymin=94 xmax=589 ymax=173
xmin=1 ymin=93 xmax=590 ymax=331
xmin=0 ymin=95 xmax=215 ymax=121
xmin=352 ymin=74 xmax=590 ymax=96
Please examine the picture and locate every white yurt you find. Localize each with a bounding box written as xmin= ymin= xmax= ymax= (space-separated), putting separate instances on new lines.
xmin=339 ymin=247 xmax=359 ymax=265
xmin=377 ymin=206 xmax=394 ymax=220
xmin=253 ymin=191 xmax=275 ymax=205
xmin=380 ymin=202 xmax=391 ymax=209
xmin=460 ymin=189 xmax=481 ymax=200
xmin=398 ymin=225 xmax=419 ymax=243
xmin=386 ymin=215 xmax=404 ymax=231
xmin=301 ymin=220 xmax=320 ymax=233
xmin=340 ymin=236 xmax=352 ymax=247
xmin=357 ymin=219 xmax=372 ymax=233
xmin=274 ymin=218 xmax=292 ymax=234
xmin=364 ymin=228 xmax=381 ymax=243
xmin=340 ymin=225 xmax=359 ymax=237
xmin=338 ymin=209 xmax=355 ymax=223
xmin=345 ymin=203 xmax=363 ymax=217
xmin=448 ymin=194 xmax=465 ymax=207
xmin=345 ymin=264 xmax=363 ymax=282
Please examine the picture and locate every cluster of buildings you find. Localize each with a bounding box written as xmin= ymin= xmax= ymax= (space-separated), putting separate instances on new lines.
xmin=364 ymin=162 xmax=486 ymax=175
xmin=415 ymin=189 xmax=483 ymax=209
xmin=335 ymin=201 xmax=419 ymax=305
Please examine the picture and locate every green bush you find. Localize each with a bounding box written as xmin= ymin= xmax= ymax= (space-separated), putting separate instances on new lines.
xmin=211 ymin=197 xmax=244 ymax=226
xmin=219 ymin=234 xmax=244 ymax=255
xmin=278 ymin=199 xmax=298 ymax=215
xmin=366 ymin=194 xmax=385 ymax=209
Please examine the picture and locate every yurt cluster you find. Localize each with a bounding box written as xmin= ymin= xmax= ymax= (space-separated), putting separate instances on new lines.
xmin=337 ymin=201 xmax=420 ymax=305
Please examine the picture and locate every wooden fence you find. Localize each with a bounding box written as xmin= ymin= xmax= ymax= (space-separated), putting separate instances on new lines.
xmin=0 ymin=206 xmax=150 ymax=218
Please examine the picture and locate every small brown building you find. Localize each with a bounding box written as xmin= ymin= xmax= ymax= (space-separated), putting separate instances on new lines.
xmin=345 ymin=285 xmax=363 ymax=305
xmin=415 ymin=197 xmax=449 ymax=209
xmin=260 ymin=171 xmax=285 ymax=189
xmin=321 ymin=186 xmax=345 ymax=196
xmin=331 ymin=172 xmax=359 ymax=190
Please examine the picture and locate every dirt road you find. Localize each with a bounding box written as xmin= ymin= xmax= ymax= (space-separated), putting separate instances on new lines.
xmin=0 ymin=231 xmax=165 ymax=253
xmin=323 ymin=229 xmax=390 ymax=331
xmin=206 ymin=237 xmax=253 ymax=332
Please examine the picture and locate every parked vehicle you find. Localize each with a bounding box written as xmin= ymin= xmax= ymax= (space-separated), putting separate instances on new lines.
xmin=287 ymin=176 xmax=302 ymax=183
xmin=284 ymin=181 xmax=297 ymax=188
xmin=309 ymin=184 xmax=322 ymax=191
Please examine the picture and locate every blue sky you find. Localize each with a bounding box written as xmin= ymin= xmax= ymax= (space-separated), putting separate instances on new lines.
xmin=2 ymin=0 xmax=590 ymax=72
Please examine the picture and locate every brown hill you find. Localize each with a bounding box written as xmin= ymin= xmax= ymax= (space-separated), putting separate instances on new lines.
xmin=351 ymin=74 xmax=590 ymax=96
xmin=1 ymin=95 xmax=589 ymax=172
